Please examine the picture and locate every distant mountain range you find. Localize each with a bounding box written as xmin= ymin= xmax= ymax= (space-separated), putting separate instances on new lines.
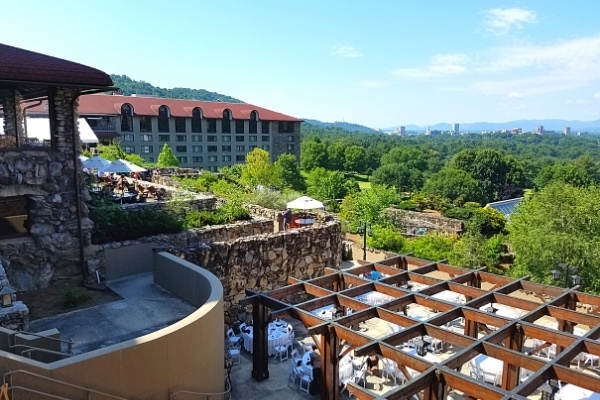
xmin=303 ymin=119 xmax=377 ymax=133
xmin=398 ymin=119 xmax=600 ymax=133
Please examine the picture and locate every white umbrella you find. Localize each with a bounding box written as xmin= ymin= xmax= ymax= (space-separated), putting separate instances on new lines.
xmin=286 ymin=196 xmax=324 ymax=210
xmin=83 ymin=156 xmax=110 ymax=170
xmin=101 ymin=159 xmax=146 ymax=174
xmin=78 ymin=155 xmax=89 ymax=162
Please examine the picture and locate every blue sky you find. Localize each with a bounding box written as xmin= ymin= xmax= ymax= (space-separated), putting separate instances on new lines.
xmin=1 ymin=1 xmax=599 ymax=129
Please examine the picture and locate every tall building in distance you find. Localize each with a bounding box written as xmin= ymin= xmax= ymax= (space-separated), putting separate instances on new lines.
xmin=451 ymin=123 xmax=459 ymax=135
xmin=563 ymin=126 xmax=571 ymax=135
xmin=394 ymin=126 xmax=406 ymax=135
xmin=536 ymin=125 xmax=544 ymax=134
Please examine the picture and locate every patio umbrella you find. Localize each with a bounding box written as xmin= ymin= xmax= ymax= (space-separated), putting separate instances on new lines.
xmin=286 ymin=196 xmax=324 ymax=210
xmin=78 ymin=155 xmax=89 ymax=162
xmin=101 ymin=159 xmax=146 ymax=174
xmin=83 ymin=156 xmax=110 ymax=170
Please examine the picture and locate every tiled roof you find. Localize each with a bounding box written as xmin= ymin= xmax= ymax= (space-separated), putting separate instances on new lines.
xmin=73 ymin=94 xmax=302 ymax=122
xmin=0 ymin=43 xmax=113 ymax=88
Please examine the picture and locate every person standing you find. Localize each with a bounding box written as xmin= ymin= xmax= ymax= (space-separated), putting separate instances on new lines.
xmin=282 ymin=208 xmax=292 ymax=230
xmin=309 ymin=345 xmax=321 ymax=395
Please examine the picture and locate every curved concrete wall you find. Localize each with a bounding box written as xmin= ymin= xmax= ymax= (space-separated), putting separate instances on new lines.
xmin=0 ymin=253 xmax=224 ymax=399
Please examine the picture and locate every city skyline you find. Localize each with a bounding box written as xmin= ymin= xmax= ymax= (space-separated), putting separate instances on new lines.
xmin=1 ymin=1 xmax=599 ymax=129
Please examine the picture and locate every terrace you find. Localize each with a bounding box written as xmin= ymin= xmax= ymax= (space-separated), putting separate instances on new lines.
xmin=240 ymin=254 xmax=600 ymax=400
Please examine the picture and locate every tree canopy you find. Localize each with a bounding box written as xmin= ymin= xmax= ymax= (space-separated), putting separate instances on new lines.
xmin=157 ymin=144 xmax=179 ymax=167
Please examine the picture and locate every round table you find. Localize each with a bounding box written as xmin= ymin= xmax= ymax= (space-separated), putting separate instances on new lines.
xmin=240 ymin=321 xmax=290 ymax=356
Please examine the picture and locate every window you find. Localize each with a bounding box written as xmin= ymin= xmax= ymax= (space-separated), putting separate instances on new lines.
xmin=159 ymin=134 xmax=170 ymax=142
xmin=120 ymin=104 xmax=133 ymax=132
xmin=222 ymin=110 xmax=231 ymax=133
xmin=139 ymin=116 xmax=152 ymax=132
xmin=177 ymin=156 xmax=188 ymax=164
xmin=140 ymin=145 xmax=153 ymax=153
xmin=261 ymin=145 xmax=270 ymax=151
xmin=140 ymin=134 xmax=152 ymax=142
xmin=235 ymin=120 xmax=244 ymax=134
xmin=261 ymin=120 xmax=270 ymax=134
xmin=207 ymin=165 xmax=218 ymax=172
xmin=143 ymin=157 xmax=154 ymax=163
xmin=250 ymin=111 xmax=258 ymax=134
xmin=175 ymin=117 xmax=186 ymax=133
xmin=236 ymin=155 xmax=246 ymax=162
xmin=222 ymin=135 xmax=231 ymax=142
xmin=286 ymin=144 xmax=295 ymax=152
xmin=236 ymin=135 xmax=244 ymax=142
xmin=249 ymin=145 xmax=257 ymax=151
xmin=192 ymin=108 xmax=202 ymax=133
xmin=192 ymin=156 xmax=203 ymax=163
xmin=222 ymin=145 xmax=231 ymax=152
xmin=278 ymin=121 xmax=294 ymax=133
xmin=122 ymin=134 xmax=134 ymax=142
xmin=192 ymin=135 xmax=202 ymax=142
xmin=287 ymin=135 xmax=295 ymax=142
xmin=176 ymin=135 xmax=187 ymax=142
xmin=158 ymin=106 xmax=170 ymax=132
xmin=262 ymin=135 xmax=270 ymax=142
xmin=192 ymin=145 xmax=203 ymax=153
xmin=222 ymin=155 xmax=232 ymax=162
xmin=122 ymin=145 xmax=135 ymax=153
xmin=207 ymin=118 xmax=217 ymax=133
xmin=207 ymin=145 xmax=217 ymax=152
xmin=175 ymin=145 xmax=187 ymax=153
xmin=249 ymin=135 xmax=258 ymax=142
xmin=208 ymin=155 xmax=218 ymax=163
xmin=235 ymin=145 xmax=245 ymax=152
xmin=207 ymin=135 xmax=217 ymax=142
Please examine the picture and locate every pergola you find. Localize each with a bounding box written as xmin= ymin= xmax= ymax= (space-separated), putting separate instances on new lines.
xmin=241 ymin=254 xmax=600 ymax=400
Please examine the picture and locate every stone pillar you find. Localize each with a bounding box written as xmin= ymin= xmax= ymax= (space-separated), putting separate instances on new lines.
xmin=48 ymin=87 xmax=80 ymax=155
xmin=1 ymin=90 xmax=25 ymax=147
xmin=0 ymin=261 xmax=29 ymax=331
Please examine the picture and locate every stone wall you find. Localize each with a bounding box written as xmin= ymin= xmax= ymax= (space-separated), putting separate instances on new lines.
xmin=170 ymin=220 xmax=343 ymax=325
xmin=0 ymin=88 xmax=90 ymax=290
xmin=387 ymin=208 xmax=464 ymax=234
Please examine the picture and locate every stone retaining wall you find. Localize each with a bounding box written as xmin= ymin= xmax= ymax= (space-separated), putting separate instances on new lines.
xmin=171 ymin=220 xmax=343 ymax=325
xmin=387 ymin=208 xmax=464 ymax=234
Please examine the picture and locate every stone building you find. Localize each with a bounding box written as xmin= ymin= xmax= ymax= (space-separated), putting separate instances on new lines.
xmin=0 ymin=43 xmax=114 ymax=289
xmin=26 ymin=93 xmax=303 ymax=171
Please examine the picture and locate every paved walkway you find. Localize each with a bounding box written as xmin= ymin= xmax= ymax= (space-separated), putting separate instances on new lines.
xmin=29 ymin=273 xmax=196 ymax=354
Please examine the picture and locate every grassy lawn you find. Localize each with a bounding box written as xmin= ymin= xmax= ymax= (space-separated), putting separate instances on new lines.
xmin=353 ymin=174 xmax=371 ymax=190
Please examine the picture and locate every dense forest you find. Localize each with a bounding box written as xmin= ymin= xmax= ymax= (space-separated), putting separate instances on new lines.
xmin=109 ymin=75 xmax=243 ymax=103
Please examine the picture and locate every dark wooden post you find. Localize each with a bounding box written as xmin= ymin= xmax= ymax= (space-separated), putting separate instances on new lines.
xmin=251 ymin=300 xmax=270 ymax=381
xmin=501 ymin=324 xmax=524 ymax=390
xmin=322 ymin=328 xmax=340 ymax=400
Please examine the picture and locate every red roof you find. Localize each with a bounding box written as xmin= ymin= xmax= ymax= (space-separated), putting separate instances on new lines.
xmin=75 ymin=94 xmax=302 ymax=122
xmin=0 ymin=43 xmax=113 ymax=89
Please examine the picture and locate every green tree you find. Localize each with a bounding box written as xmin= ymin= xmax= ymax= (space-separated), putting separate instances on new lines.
xmin=274 ymin=153 xmax=306 ymax=191
xmin=240 ymin=148 xmax=281 ymax=188
xmin=367 ymin=225 xmax=406 ymax=253
xmin=340 ymin=185 xmax=401 ymax=228
xmin=300 ymin=137 xmax=328 ymax=171
xmin=157 ymin=144 xmax=179 ymax=167
xmin=306 ymin=167 xmax=347 ymax=203
xmin=421 ymin=168 xmax=482 ymax=204
xmin=326 ymin=141 xmax=346 ymax=171
xmin=370 ymin=164 xmax=423 ymax=192
xmin=381 ymin=147 xmax=428 ymax=171
xmin=98 ymin=142 xmax=127 ymax=161
xmin=344 ymin=145 xmax=367 ymax=173
xmin=534 ymin=162 xmax=592 ymax=189
xmin=507 ymin=183 xmax=600 ymax=292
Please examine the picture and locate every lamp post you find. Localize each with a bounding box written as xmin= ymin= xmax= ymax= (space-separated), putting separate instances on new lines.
xmin=551 ymin=263 xmax=582 ymax=288
xmin=356 ymin=221 xmax=372 ymax=261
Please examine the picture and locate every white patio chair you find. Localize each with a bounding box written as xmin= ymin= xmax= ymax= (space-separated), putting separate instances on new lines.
xmin=353 ymin=364 xmax=368 ymax=388
xmin=226 ymin=328 xmax=241 ymax=347
xmin=299 ymin=372 xmax=312 ymax=394
xmin=275 ymin=341 xmax=290 ymax=362
xmin=229 ymin=346 xmax=241 ymax=365
xmin=291 ymin=348 xmax=302 ymax=366
xmin=288 ymin=361 xmax=302 ymax=388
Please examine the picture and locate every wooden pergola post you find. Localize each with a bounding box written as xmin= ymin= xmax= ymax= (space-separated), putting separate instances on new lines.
xmin=501 ymin=324 xmax=524 ymax=390
xmin=322 ymin=327 xmax=340 ymax=400
xmin=251 ymin=299 xmax=270 ymax=381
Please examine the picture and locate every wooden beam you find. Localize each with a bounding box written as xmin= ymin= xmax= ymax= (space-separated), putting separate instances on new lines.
xmin=548 ymin=305 xmax=600 ymax=327
xmin=520 ymin=323 xmax=578 ymax=349
xmin=440 ymin=369 xmax=506 ymax=400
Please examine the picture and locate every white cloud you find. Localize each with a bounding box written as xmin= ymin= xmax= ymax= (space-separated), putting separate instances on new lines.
xmin=332 ymin=45 xmax=362 ymax=58
xmin=594 ymin=92 xmax=600 ymax=99
xmin=482 ymin=7 xmax=537 ymax=36
xmin=392 ymin=53 xmax=469 ymax=79
xmin=507 ymin=91 xmax=523 ymax=99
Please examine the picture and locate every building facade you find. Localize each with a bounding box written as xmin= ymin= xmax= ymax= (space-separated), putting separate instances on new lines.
xmin=72 ymin=95 xmax=302 ymax=171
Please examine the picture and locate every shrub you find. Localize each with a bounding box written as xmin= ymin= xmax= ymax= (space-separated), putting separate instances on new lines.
xmin=183 ymin=201 xmax=251 ymax=229
xmin=367 ymin=225 xmax=405 ymax=253
xmin=62 ymin=284 xmax=91 ymax=308
xmin=396 ymin=200 xmax=421 ymax=211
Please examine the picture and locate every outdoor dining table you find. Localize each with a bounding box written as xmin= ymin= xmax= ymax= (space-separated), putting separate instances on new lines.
xmin=557 ymin=384 xmax=600 ymax=400
xmin=355 ymin=291 xmax=394 ymax=306
xmin=432 ymin=290 xmax=465 ymax=304
xmin=299 ymin=350 xmax=354 ymax=382
xmin=240 ymin=321 xmax=290 ymax=356
xmin=401 ymin=346 xmax=441 ymax=377
xmin=295 ymin=218 xmax=315 ymax=226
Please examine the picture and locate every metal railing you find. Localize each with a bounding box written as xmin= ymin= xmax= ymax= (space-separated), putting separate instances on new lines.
xmin=7 ymin=331 xmax=74 ymax=358
xmin=3 ymin=370 xmax=128 ymax=400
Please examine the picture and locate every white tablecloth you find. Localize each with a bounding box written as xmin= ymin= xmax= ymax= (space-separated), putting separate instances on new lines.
xmin=355 ymin=291 xmax=394 ymax=306
xmin=312 ymin=305 xmax=335 ymax=319
xmin=240 ymin=321 xmax=290 ymax=356
xmin=299 ymin=351 xmax=354 ymax=382
xmin=479 ymin=303 xmax=522 ymax=319
xmin=473 ymin=354 xmax=503 ymax=376
xmin=558 ymin=384 xmax=600 ymax=400
xmin=432 ymin=290 xmax=465 ymax=304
